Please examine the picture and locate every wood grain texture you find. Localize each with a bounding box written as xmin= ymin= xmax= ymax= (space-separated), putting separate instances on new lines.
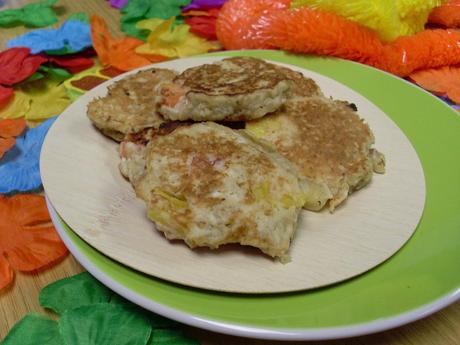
xmin=40 ymin=57 xmax=425 ymax=293
xmin=0 ymin=0 xmax=459 ymax=343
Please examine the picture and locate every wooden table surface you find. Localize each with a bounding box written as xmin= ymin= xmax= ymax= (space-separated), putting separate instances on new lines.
xmin=1 ymin=1 xmax=459 ymax=344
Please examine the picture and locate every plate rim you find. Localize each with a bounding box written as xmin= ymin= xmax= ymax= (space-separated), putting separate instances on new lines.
xmin=47 ymin=198 xmax=460 ymax=341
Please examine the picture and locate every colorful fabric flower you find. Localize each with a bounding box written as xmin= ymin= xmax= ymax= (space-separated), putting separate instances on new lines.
xmin=90 ymin=14 xmax=164 ymax=71
xmin=136 ymin=17 xmax=221 ymax=58
xmin=7 ymin=19 xmax=92 ymax=54
xmin=0 ymin=0 xmax=58 ymax=28
xmin=0 ymin=76 xmax=70 ymax=121
xmin=121 ymin=0 xmax=192 ymax=40
xmin=47 ymin=54 xmax=95 ymax=74
xmin=0 ymin=194 xmax=68 ymax=290
xmin=0 ymin=86 xmax=14 ymax=111
xmin=0 ymin=117 xmax=56 ymax=193
xmin=0 ymin=314 xmax=63 ymax=345
xmin=108 ymin=0 xmax=128 ymax=9
xmin=39 ymin=65 xmax=73 ymax=80
xmin=2 ymin=272 xmax=199 ymax=344
xmin=0 ymin=48 xmax=47 ymax=86
xmin=182 ymin=0 xmax=227 ymax=11
xmin=0 ymin=118 xmax=26 ymax=159
xmin=183 ymin=8 xmax=220 ymax=40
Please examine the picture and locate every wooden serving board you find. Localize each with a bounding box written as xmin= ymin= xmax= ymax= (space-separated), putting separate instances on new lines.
xmin=40 ymin=57 xmax=425 ymax=293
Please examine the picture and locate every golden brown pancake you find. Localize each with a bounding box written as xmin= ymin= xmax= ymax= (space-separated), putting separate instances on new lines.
xmin=87 ymin=68 xmax=177 ymax=141
xmin=246 ymin=97 xmax=385 ymax=211
xmin=273 ymin=64 xmax=324 ymax=99
xmin=120 ymin=122 xmax=330 ymax=261
xmin=159 ymin=57 xmax=294 ymax=122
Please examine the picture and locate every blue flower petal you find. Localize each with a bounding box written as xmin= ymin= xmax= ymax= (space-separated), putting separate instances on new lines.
xmin=7 ymin=30 xmax=61 ymax=54
xmin=0 ymin=117 xmax=57 ymax=194
xmin=58 ymin=20 xmax=92 ymax=53
xmin=7 ymin=20 xmax=92 ymax=54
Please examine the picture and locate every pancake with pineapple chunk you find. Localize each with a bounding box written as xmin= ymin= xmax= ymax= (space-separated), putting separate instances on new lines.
xmin=124 ymin=122 xmax=329 ymax=261
xmin=158 ymin=57 xmax=294 ymax=122
xmin=245 ymin=97 xmax=385 ymax=211
xmin=87 ymin=68 xmax=177 ymax=141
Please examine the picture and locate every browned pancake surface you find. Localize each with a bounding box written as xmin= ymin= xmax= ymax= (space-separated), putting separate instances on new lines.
xmin=87 ymin=68 xmax=177 ymax=141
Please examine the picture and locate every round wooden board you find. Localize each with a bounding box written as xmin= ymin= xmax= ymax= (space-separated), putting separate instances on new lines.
xmin=40 ymin=56 xmax=425 ymax=294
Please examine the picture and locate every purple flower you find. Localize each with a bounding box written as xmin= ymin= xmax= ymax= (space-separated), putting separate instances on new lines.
xmin=109 ymin=0 xmax=128 ymax=9
xmin=182 ymin=0 xmax=227 ymax=11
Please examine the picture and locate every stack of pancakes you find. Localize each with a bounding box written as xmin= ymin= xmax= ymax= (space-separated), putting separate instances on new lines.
xmin=87 ymin=57 xmax=385 ymax=262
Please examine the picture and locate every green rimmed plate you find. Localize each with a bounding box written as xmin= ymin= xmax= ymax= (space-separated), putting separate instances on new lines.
xmin=44 ymin=50 xmax=460 ymax=340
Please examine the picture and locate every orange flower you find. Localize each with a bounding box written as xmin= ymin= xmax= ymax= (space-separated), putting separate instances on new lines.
xmin=428 ymin=0 xmax=460 ymax=28
xmin=0 ymin=138 xmax=16 ymax=159
xmin=0 ymin=118 xmax=26 ymax=137
xmin=0 ymin=118 xmax=26 ymax=159
xmin=0 ymin=194 xmax=68 ymax=291
xmin=90 ymin=14 xmax=167 ymax=71
xmin=410 ymin=66 xmax=460 ymax=104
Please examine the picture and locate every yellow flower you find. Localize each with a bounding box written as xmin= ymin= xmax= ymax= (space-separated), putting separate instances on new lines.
xmin=0 ymin=77 xmax=70 ymax=121
xmin=135 ymin=17 xmax=220 ymax=58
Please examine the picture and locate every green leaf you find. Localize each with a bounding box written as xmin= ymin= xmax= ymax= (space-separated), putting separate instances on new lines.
xmin=0 ymin=0 xmax=58 ymax=28
xmin=120 ymin=0 xmax=191 ymax=40
xmin=147 ymin=329 xmax=200 ymax=345
xmin=145 ymin=0 xmax=191 ymax=20
xmin=39 ymin=65 xmax=73 ymax=80
xmin=24 ymin=72 xmax=45 ymax=83
xmin=59 ymin=303 xmax=152 ymax=345
xmin=1 ymin=314 xmax=63 ymax=345
xmin=120 ymin=0 xmax=152 ymax=40
xmin=39 ymin=272 xmax=113 ymax=315
xmin=0 ymin=10 xmax=21 ymax=27
xmin=44 ymin=47 xmax=74 ymax=56
xmin=147 ymin=0 xmax=190 ymax=19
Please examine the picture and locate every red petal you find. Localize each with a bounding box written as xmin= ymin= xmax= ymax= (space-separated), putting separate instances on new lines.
xmin=0 ymin=48 xmax=46 ymax=86
xmin=186 ymin=17 xmax=218 ymax=40
xmin=0 ymin=48 xmax=30 ymax=71
xmin=48 ymin=56 xmax=95 ymax=74
xmin=0 ymin=86 xmax=14 ymax=110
